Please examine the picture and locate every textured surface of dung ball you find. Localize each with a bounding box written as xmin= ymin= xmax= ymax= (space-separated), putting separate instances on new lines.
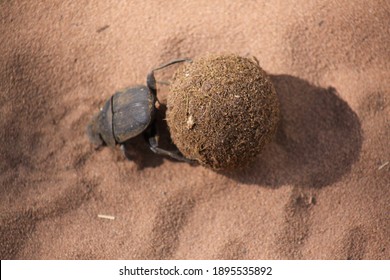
xmin=167 ymin=54 xmax=280 ymax=169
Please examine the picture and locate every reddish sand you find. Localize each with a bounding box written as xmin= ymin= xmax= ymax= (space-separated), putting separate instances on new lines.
xmin=0 ymin=0 xmax=389 ymax=259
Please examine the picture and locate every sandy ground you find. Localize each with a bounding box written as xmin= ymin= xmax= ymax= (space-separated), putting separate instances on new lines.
xmin=0 ymin=0 xmax=389 ymax=259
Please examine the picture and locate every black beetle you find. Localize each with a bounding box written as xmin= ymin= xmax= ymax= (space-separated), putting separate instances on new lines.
xmin=86 ymin=58 xmax=192 ymax=162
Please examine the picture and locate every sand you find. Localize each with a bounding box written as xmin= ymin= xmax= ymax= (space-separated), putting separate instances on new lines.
xmin=0 ymin=0 xmax=389 ymax=259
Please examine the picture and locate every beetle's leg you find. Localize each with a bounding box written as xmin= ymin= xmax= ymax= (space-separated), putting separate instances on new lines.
xmin=149 ymin=137 xmax=194 ymax=163
xmin=146 ymin=58 xmax=192 ymax=92
xmin=153 ymin=58 xmax=192 ymax=72
xmin=120 ymin=144 xmax=133 ymax=161
xmin=146 ymin=123 xmax=194 ymax=163
xmin=156 ymin=80 xmax=170 ymax=86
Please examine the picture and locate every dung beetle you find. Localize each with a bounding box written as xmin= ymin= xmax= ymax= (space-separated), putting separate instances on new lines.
xmin=86 ymin=58 xmax=192 ymax=162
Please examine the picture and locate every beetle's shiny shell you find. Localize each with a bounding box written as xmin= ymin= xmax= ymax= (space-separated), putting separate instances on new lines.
xmin=111 ymin=85 xmax=156 ymax=143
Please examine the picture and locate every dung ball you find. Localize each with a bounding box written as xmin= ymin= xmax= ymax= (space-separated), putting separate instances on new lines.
xmin=166 ymin=54 xmax=280 ymax=170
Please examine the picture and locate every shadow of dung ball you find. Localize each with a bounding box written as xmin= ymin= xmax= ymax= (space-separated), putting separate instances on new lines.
xmin=166 ymin=54 xmax=280 ymax=170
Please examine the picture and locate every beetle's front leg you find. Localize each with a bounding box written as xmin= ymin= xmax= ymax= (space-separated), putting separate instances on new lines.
xmin=121 ymin=144 xmax=139 ymax=161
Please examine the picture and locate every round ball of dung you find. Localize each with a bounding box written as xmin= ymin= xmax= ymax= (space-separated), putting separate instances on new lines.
xmin=167 ymin=54 xmax=280 ymax=170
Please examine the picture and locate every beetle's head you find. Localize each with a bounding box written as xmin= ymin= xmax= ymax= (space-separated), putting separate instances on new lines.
xmin=86 ymin=113 xmax=105 ymax=147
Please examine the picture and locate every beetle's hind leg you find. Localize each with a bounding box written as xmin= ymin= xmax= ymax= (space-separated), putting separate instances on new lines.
xmin=149 ymin=137 xmax=193 ymax=163
xmin=145 ymin=123 xmax=194 ymax=163
xmin=156 ymin=80 xmax=171 ymax=86
xmin=146 ymin=58 xmax=192 ymax=92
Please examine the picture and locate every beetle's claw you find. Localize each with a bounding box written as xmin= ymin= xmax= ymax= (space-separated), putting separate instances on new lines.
xmin=120 ymin=144 xmax=133 ymax=161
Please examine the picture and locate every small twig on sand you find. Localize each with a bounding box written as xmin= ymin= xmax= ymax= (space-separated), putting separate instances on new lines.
xmin=98 ymin=214 xmax=115 ymax=220
xmin=378 ymin=161 xmax=389 ymax=170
